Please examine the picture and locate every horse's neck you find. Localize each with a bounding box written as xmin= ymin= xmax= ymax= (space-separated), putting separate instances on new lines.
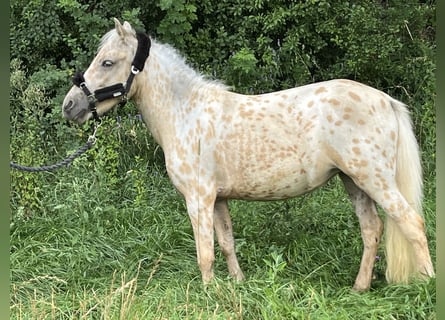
xmin=135 ymin=45 xmax=225 ymax=150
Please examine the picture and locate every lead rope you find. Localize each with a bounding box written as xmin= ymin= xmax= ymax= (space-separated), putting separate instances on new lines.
xmin=10 ymin=121 xmax=102 ymax=172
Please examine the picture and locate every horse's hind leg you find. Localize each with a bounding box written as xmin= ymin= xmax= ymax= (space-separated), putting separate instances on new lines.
xmin=340 ymin=173 xmax=384 ymax=291
xmin=214 ymin=199 xmax=244 ymax=281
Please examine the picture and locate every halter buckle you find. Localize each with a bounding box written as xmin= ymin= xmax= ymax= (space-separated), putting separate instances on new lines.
xmin=131 ymin=65 xmax=140 ymax=75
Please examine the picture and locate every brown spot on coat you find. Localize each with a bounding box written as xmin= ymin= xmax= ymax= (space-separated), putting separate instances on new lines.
xmin=179 ymin=163 xmax=192 ymax=175
xmin=348 ymin=91 xmax=361 ymax=101
xmin=352 ymin=147 xmax=361 ymax=155
xmin=240 ymin=109 xmax=254 ymax=119
xmin=380 ymin=99 xmax=386 ymax=108
xmin=315 ymin=87 xmax=327 ymax=94
xmin=360 ymin=160 xmax=368 ymax=167
xmin=390 ymin=131 xmax=396 ymax=141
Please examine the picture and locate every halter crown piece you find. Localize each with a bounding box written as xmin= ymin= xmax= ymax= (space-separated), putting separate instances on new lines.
xmin=72 ymin=31 xmax=151 ymax=121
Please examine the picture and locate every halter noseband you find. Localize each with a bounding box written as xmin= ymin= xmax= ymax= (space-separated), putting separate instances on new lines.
xmin=72 ymin=31 xmax=151 ymax=121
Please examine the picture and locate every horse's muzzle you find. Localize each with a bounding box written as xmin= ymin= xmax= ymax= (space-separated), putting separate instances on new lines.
xmin=62 ymin=93 xmax=90 ymax=124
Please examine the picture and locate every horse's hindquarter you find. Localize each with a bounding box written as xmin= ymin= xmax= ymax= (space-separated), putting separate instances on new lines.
xmin=213 ymin=79 xmax=398 ymax=200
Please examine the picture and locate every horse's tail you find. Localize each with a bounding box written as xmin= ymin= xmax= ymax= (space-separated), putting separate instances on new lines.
xmin=385 ymin=99 xmax=423 ymax=283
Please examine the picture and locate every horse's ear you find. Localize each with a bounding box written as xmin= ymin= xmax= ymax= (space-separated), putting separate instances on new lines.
xmin=123 ymin=21 xmax=133 ymax=31
xmin=114 ymin=18 xmax=125 ymax=38
xmin=114 ymin=18 xmax=133 ymax=39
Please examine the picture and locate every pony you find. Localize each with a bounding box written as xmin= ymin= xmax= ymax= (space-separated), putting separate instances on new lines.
xmin=62 ymin=18 xmax=434 ymax=291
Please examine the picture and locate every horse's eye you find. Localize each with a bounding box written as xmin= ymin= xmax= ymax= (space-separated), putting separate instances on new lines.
xmin=102 ymin=60 xmax=114 ymax=67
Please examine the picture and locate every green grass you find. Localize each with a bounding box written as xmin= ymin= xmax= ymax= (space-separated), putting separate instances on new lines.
xmin=10 ymin=120 xmax=436 ymax=319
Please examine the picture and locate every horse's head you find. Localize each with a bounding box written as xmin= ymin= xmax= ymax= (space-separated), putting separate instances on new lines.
xmin=62 ymin=18 xmax=150 ymax=123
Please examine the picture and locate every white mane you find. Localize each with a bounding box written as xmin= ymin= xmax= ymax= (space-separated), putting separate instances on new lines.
xmin=149 ymin=39 xmax=229 ymax=92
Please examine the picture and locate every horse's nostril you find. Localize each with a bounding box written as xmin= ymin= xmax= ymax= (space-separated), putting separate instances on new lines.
xmin=63 ymin=100 xmax=74 ymax=112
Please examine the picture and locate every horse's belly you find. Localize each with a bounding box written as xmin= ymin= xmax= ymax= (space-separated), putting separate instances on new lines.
xmin=226 ymin=174 xmax=311 ymax=200
xmin=218 ymin=155 xmax=336 ymax=200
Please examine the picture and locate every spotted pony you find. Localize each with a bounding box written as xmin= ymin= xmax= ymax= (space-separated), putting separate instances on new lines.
xmin=62 ymin=19 xmax=435 ymax=291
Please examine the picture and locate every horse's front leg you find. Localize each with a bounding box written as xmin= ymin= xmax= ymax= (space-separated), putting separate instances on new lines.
xmin=185 ymin=191 xmax=217 ymax=283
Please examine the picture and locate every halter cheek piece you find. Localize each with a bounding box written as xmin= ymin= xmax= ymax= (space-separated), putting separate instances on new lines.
xmin=72 ymin=31 xmax=151 ymax=121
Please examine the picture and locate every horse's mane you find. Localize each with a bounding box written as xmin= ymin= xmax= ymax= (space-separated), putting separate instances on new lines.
xmin=150 ymin=39 xmax=229 ymax=92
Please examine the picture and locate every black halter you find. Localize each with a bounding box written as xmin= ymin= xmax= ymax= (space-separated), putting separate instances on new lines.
xmin=72 ymin=31 xmax=151 ymax=121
